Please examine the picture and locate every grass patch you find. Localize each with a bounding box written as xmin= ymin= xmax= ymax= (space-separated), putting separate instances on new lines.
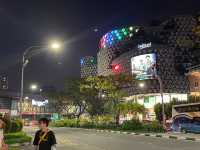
xmin=145 ymin=133 xmax=150 ymax=136
xmin=185 ymin=137 xmax=196 ymax=141
xmin=8 ymin=146 xmax=20 ymax=150
xmin=156 ymin=134 xmax=162 ymax=137
xmin=4 ymin=132 xmax=32 ymax=145
xmin=169 ymin=135 xmax=178 ymax=139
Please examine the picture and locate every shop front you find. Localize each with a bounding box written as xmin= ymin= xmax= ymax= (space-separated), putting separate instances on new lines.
xmin=125 ymin=93 xmax=188 ymax=121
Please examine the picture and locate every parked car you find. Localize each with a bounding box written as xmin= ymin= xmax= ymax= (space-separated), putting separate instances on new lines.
xmin=180 ymin=119 xmax=200 ymax=133
xmin=172 ymin=114 xmax=200 ymax=133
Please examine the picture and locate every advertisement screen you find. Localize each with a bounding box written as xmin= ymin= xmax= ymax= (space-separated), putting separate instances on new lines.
xmin=131 ymin=53 xmax=156 ymax=80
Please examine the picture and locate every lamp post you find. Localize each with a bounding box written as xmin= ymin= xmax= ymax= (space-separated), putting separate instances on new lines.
xmin=139 ymin=82 xmax=145 ymax=88
xmin=151 ymin=65 xmax=165 ymax=127
xmin=30 ymin=84 xmax=38 ymax=91
xmin=156 ymin=75 xmax=165 ymax=127
xmin=19 ymin=42 xmax=61 ymax=118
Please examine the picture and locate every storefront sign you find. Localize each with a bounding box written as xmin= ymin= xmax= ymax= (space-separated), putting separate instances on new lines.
xmin=32 ymin=99 xmax=48 ymax=107
xmin=138 ymin=42 xmax=152 ymax=50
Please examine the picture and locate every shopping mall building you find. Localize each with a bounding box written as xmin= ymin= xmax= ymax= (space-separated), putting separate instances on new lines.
xmin=81 ymin=14 xmax=200 ymax=120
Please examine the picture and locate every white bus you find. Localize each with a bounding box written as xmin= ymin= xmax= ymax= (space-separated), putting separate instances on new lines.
xmin=172 ymin=103 xmax=200 ymax=132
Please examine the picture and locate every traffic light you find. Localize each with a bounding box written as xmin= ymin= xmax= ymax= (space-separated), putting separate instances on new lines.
xmin=0 ymin=75 xmax=8 ymax=90
xmin=112 ymin=64 xmax=121 ymax=73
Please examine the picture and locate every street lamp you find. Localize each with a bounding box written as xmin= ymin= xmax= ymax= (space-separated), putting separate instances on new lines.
xmin=156 ymin=75 xmax=165 ymax=127
xmin=139 ymin=82 xmax=145 ymax=88
xmin=24 ymin=97 xmax=29 ymax=100
xmin=30 ymin=84 xmax=38 ymax=91
xmin=19 ymin=42 xmax=62 ymax=118
xmin=101 ymin=94 xmax=106 ymax=98
xmin=51 ymin=42 xmax=61 ymax=49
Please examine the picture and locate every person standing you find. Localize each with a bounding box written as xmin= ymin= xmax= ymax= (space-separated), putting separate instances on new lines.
xmin=0 ymin=118 xmax=8 ymax=150
xmin=33 ymin=118 xmax=56 ymax=150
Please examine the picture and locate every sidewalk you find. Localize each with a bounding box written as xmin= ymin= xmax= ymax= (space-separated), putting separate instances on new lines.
xmin=20 ymin=145 xmax=34 ymax=150
xmin=9 ymin=145 xmax=34 ymax=150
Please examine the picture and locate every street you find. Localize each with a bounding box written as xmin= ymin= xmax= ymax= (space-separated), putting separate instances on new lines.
xmin=24 ymin=127 xmax=200 ymax=150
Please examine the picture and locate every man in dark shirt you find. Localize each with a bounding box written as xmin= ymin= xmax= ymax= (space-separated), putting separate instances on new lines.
xmin=33 ymin=118 xmax=56 ymax=150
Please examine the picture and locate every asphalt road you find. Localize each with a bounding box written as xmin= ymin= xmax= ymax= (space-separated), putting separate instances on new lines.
xmin=24 ymin=127 xmax=200 ymax=150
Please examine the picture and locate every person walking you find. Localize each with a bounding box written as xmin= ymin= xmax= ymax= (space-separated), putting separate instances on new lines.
xmin=33 ymin=118 xmax=56 ymax=150
xmin=0 ymin=118 xmax=8 ymax=150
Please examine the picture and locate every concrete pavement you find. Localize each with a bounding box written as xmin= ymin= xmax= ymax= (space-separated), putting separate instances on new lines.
xmin=23 ymin=127 xmax=200 ymax=150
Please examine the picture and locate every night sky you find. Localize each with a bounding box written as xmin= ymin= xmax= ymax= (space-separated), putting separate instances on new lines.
xmin=0 ymin=0 xmax=199 ymax=92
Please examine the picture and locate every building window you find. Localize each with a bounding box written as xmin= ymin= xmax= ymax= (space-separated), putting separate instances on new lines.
xmin=195 ymin=82 xmax=199 ymax=87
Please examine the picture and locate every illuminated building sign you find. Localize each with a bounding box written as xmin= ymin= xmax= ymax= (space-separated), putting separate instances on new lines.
xmin=32 ymin=99 xmax=48 ymax=107
xmin=131 ymin=53 xmax=156 ymax=80
xmin=138 ymin=42 xmax=152 ymax=50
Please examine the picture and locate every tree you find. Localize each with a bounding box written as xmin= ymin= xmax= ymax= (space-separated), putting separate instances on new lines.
xmin=115 ymin=102 xmax=145 ymax=118
xmin=80 ymin=76 xmax=113 ymax=117
xmin=44 ymin=91 xmax=73 ymax=116
xmin=65 ymin=79 xmax=87 ymax=118
xmin=80 ymin=74 xmax=136 ymax=123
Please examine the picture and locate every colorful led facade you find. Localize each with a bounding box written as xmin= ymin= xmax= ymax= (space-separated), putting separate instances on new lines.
xmin=80 ymin=56 xmax=97 ymax=78
xmin=98 ymin=26 xmax=143 ymax=76
xmin=99 ymin=26 xmax=139 ymax=49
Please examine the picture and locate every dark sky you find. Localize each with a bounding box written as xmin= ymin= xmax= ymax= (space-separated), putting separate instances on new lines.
xmin=0 ymin=0 xmax=199 ymax=91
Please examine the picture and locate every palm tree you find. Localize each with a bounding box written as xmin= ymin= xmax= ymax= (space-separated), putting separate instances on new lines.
xmin=115 ymin=102 xmax=145 ymax=119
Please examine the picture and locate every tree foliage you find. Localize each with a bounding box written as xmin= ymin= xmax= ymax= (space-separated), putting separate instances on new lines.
xmin=44 ymin=91 xmax=72 ymax=115
xmin=80 ymin=74 xmax=135 ymax=117
xmin=45 ymin=74 xmax=137 ymax=121
xmin=115 ymin=102 xmax=145 ymax=115
xmin=65 ymin=79 xmax=87 ymax=118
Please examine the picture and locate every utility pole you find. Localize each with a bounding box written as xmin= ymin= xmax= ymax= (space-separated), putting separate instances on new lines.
xmin=156 ymin=75 xmax=165 ymax=127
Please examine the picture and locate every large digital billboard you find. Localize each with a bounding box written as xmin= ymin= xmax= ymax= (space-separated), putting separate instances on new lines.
xmin=131 ymin=53 xmax=156 ymax=80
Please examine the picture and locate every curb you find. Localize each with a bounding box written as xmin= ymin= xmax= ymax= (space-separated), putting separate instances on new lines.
xmin=83 ymin=128 xmax=200 ymax=142
xmin=9 ymin=142 xmax=31 ymax=147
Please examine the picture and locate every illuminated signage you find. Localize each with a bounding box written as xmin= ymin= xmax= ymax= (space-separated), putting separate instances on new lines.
xmin=138 ymin=42 xmax=152 ymax=50
xmin=131 ymin=53 xmax=156 ymax=80
xmin=32 ymin=99 xmax=48 ymax=107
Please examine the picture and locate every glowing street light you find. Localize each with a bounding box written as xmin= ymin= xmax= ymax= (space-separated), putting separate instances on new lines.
xmin=102 ymin=94 xmax=106 ymax=98
xmin=139 ymin=83 xmax=145 ymax=88
xmin=51 ymin=42 xmax=61 ymax=49
xmin=30 ymin=84 xmax=38 ymax=91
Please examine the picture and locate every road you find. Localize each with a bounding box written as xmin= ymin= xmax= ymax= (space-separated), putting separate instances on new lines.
xmin=24 ymin=127 xmax=200 ymax=150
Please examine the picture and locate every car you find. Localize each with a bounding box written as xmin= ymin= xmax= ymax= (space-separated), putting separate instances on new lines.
xmin=180 ymin=120 xmax=200 ymax=133
xmin=171 ymin=114 xmax=200 ymax=133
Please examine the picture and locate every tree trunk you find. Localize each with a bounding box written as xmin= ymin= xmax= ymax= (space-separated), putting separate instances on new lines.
xmin=115 ymin=112 xmax=120 ymax=125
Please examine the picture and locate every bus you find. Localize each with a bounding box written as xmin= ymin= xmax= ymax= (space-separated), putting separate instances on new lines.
xmin=172 ymin=103 xmax=200 ymax=132
xmin=172 ymin=103 xmax=200 ymax=118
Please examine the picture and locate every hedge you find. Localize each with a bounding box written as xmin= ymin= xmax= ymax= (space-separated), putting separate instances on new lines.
xmin=51 ymin=118 xmax=165 ymax=133
xmin=4 ymin=119 xmax=23 ymax=133
xmin=4 ymin=132 xmax=32 ymax=145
